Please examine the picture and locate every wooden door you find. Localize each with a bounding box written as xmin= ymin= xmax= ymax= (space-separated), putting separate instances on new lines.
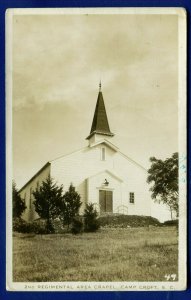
xmin=99 ymin=190 xmax=113 ymax=213
xmin=99 ymin=190 xmax=106 ymax=213
xmin=106 ymin=191 xmax=113 ymax=212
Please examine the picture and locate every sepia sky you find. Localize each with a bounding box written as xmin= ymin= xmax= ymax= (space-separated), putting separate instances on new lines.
xmin=12 ymin=12 xmax=178 ymax=195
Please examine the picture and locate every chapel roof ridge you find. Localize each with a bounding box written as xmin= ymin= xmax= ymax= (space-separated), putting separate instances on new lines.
xmin=118 ymin=150 xmax=147 ymax=171
xmin=50 ymin=139 xmax=147 ymax=171
xmin=50 ymin=146 xmax=88 ymax=162
xmin=19 ymin=161 xmax=51 ymax=193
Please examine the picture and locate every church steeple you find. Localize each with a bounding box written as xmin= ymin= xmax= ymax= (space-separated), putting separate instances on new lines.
xmin=86 ymin=83 xmax=114 ymax=142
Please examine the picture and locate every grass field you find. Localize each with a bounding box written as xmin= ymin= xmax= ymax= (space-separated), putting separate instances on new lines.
xmin=13 ymin=227 xmax=178 ymax=282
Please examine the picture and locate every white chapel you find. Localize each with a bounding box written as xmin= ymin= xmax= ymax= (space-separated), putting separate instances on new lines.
xmin=19 ymin=84 xmax=151 ymax=222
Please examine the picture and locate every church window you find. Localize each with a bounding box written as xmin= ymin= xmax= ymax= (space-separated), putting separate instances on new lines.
xmin=101 ymin=147 xmax=106 ymax=161
xmin=29 ymin=187 xmax=32 ymax=209
xmin=129 ymin=192 xmax=135 ymax=204
xmin=24 ymin=192 xmax=26 ymax=205
xmin=37 ymin=181 xmax=39 ymax=190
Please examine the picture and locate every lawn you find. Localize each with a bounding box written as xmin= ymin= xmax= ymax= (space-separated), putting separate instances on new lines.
xmin=13 ymin=226 xmax=178 ymax=282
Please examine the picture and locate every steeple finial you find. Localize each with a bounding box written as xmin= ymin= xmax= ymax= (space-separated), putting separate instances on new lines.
xmin=99 ymin=81 xmax=101 ymax=92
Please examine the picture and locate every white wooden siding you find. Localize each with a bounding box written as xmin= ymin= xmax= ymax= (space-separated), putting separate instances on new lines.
xmin=51 ymin=143 xmax=151 ymax=217
xmin=19 ymin=141 xmax=152 ymax=222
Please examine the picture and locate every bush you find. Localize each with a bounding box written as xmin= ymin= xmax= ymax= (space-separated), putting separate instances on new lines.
xmin=60 ymin=184 xmax=82 ymax=228
xmin=163 ymin=219 xmax=178 ymax=227
xmin=71 ymin=218 xmax=83 ymax=234
xmin=51 ymin=218 xmax=66 ymax=234
xmin=84 ymin=203 xmax=100 ymax=232
xmin=98 ymin=215 xmax=161 ymax=228
xmin=33 ymin=219 xmax=51 ymax=234
xmin=13 ymin=218 xmax=51 ymax=234
xmin=13 ymin=218 xmax=33 ymax=233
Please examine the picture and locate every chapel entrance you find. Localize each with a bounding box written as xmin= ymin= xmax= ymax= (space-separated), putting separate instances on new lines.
xmin=99 ymin=190 xmax=113 ymax=214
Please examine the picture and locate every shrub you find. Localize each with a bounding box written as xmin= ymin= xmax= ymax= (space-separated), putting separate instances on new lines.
xmin=98 ymin=215 xmax=161 ymax=228
xmin=84 ymin=203 xmax=100 ymax=232
xmin=60 ymin=184 xmax=82 ymax=229
xmin=32 ymin=176 xmax=63 ymax=233
xmin=34 ymin=224 xmax=48 ymax=234
xmin=163 ymin=219 xmax=178 ymax=227
xmin=13 ymin=218 xmax=51 ymax=234
xmin=32 ymin=219 xmax=51 ymax=234
xmin=71 ymin=218 xmax=83 ymax=234
xmin=51 ymin=218 xmax=66 ymax=234
xmin=13 ymin=218 xmax=32 ymax=233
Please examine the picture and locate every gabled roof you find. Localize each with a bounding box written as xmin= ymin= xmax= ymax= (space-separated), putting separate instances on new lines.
xmin=118 ymin=151 xmax=147 ymax=171
xmin=19 ymin=162 xmax=51 ymax=193
xmin=89 ymin=139 xmax=119 ymax=152
xmin=86 ymin=87 xmax=114 ymax=139
xmin=87 ymin=169 xmax=123 ymax=182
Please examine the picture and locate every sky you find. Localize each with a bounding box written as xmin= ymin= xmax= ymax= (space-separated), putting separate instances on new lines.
xmin=12 ymin=12 xmax=178 ymax=209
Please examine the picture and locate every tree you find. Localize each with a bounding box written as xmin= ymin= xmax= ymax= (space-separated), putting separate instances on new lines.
xmin=147 ymin=152 xmax=178 ymax=219
xmin=60 ymin=184 xmax=82 ymax=229
xmin=33 ymin=176 xmax=63 ymax=233
xmin=13 ymin=181 xmax=26 ymax=218
xmin=84 ymin=203 xmax=100 ymax=232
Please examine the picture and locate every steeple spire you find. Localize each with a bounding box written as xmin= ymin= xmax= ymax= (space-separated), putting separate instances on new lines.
xmin=86 ymin=83 xmax=114 ymax=141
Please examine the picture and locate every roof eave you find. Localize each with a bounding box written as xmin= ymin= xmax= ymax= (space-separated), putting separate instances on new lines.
xmin=18 ymin=162 xmax=51 ymax=193
xmin=89 ymin=139 xmax=119 ymax=152
xmin=86 ymin=131 xmax=114 ymax=140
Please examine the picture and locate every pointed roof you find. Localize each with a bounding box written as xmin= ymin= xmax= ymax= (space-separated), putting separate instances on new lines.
xmin=86 ymin=84 xmax=114 ymax=140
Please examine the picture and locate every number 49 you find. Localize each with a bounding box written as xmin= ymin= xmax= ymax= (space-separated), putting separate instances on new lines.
xmin=164 ymin=274 xmax=177 ymax=281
